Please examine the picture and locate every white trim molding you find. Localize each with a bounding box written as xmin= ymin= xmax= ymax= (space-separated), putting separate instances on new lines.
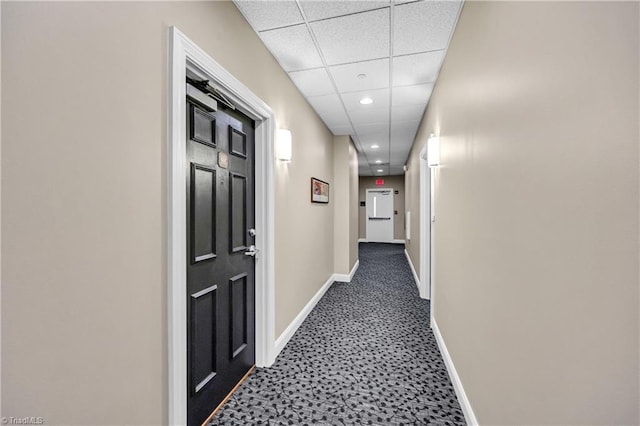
xmin=432 ymin=319 xmax=479 ymax=426
xmin=404 ymin=249 xmax=420 ymax=292
xmin=334 ymin=260 xmax=360 ymax=283
xmin=274 ymin=275 xmax=335 ymax=355
xmin=419 ymin=144 xmax=432 ymax=301
xmin=168 ymin=26 xmax=276 ymax=426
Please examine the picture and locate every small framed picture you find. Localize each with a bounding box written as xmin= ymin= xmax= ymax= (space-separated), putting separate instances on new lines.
xmin=311 ymin=177 xmax=329 ymax=204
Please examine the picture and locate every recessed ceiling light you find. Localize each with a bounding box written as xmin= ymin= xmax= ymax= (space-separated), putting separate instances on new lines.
xmin=377 ymin=169 xmax=384 ymax=173
xmin=357 ymin=73 xmax=367 ymax=79
xmin=359 ymin=97 xmax=374 ymax=105
xmin=375 ymin=160 xmax=382 ymax=164
xmin=371 ymin=144 xmax=379 ymax=149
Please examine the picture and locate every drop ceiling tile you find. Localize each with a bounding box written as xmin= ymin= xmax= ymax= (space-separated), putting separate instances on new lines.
xmin=391 ymin=119 xmax=420 ymax=132
xmin=390 ymin=150 xmax=409 ymax=160
xmin=289 ymin=68 xmax=335 ymax=97
xmin=363 ymin=149 xmax=390 ymax=161
xmin=259 ymin=25 xmax=323 ymax=71
xmin=353 ymin=122 xmax=389 ymax=136
xmin=348 ymin=106 xmax=390 ymax=126
xmin=390 ymin=146 xmax=409 ymax=156
xmin=392 ymin=51 xmax=445 ymax=86
xmin=323 ymin=115 xmax=351 ymax=128
xmin=358 ymin=134 xmax=389 ymax=148
xmin=366 ymin=154 xmax=391 ymax=166
xmin=391 ymin=121 xmax=419 ymax=145
xmin=341 ymin=88 xmax=390 ymax=112
xmin=234 ymin=0 xmax=303 ymax=31
xmin=392 ymin=138 xmax=417 ymax=151
xmin=330 ymin=124 xmax=354 ymax=135
xmin=365 ymin=156 xmax=390 ymax=167
xmin=329 ymin=58 xmax=389 ymax=93
xmin=306 ymin=94 xmax=350 ymax=127
xmin=391 ymin=120 xmax=420 ymax=136
xmin=310 ymin=8 xmax=390 ymax=66
xmin=306 ymin=93 xmax=343 ymax=111
xmin=392 ymin=84 xmax=433 ymax=107
xmin=369 ymin=155 xmax=390 ymax=163
xmin=391 ymin=104 xmax=426 ymax=123
xmin=389 ymin=159 xmax=408 ymax=170
xmin=389 ymin=166 xmax=406 ymax=175
xmin=299 ymin=0 xmax=390 ymax=21
xmin=368 ymin=157 xmax=391 ymax=169
xmin=393 ymin=1 xmax=461 ymax=55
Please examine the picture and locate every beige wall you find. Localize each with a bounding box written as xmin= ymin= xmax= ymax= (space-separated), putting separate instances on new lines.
xmin=1 ymin=2 xmax=337 ymax=424
xmin=333 ymin=135 xmax=358 ymax=275
xmin=359 ymin=175 xmax=405 ymax=241
xmin=405 ymin=2 xmax=639 ymax=424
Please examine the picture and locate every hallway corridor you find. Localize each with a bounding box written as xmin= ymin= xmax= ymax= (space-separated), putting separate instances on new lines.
xmin=210 ymin=243 xmax=465 ymax=425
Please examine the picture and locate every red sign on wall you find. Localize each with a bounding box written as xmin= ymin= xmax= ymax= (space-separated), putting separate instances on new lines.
xmin=375 ymin=179 xmax=384 ymax=185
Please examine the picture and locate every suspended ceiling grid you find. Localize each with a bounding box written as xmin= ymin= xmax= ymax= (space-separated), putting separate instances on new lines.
xmin=233 ymin=0 xmax=463 ymax=176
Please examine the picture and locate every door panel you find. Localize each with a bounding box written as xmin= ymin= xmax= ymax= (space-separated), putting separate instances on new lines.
xmin=190 ymin=104 xmax=216 ymax=147
xmin=366 ymin=189 xmax=394 ymax=242
xmin=229 ymin=273 xmax=248 ymax=358
xmin=186 ymin=86 xmax=256 ymax=426
xmin=190 ymin=164 xmax=217 ymax=263
xmin=230 ymin=173 xmax=248 ymax=253
xmin=190 ymin=285 xmax=217 ymax=394
xmin=229 ymin=127 xmax=247 ymax=158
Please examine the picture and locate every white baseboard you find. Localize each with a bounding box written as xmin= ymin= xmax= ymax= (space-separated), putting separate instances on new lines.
xmin=334 ymin=259 xmax=359 ymax=283
xmin=432 ymin=319 xmax=479 ymax=426
xmin=404 ymin=249 xmax=420 ymax=291
xmin=274 ymin=274 xmax=335 ymax=356
xmin=359 ymin=238 xmax=406 ymax=245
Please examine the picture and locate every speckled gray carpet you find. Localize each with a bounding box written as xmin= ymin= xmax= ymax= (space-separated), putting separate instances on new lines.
xmin=209 ymin=243 xmax=465 ymax=425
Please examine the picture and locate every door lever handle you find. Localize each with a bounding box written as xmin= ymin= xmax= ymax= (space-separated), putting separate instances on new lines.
xmin=245 ymin=245 xmax=258 ymax=257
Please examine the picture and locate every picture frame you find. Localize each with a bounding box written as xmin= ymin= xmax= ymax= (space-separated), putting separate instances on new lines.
xmin=311 ymin=177 xmax=330 ymax=204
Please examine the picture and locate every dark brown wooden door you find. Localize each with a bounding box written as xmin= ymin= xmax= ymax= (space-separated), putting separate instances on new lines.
xmin=186 ymin=87 xmax=255 ymax=426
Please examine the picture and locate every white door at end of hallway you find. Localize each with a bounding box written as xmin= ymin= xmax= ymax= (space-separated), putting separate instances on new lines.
xmin=366 ymin=188 xmax=394 ymax=243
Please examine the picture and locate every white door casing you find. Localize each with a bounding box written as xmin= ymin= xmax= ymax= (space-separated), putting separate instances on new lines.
xmin=168 ymin=27 xmax=276 ymax=426
xmin=419 ymin=144 xmax=433 ymax=303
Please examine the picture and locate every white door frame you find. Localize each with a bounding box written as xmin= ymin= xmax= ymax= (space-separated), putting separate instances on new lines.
xmin=419 ymin=145 xmax=432 ymax=302
xmin=168 ymin=27 xmax=276 ymax=425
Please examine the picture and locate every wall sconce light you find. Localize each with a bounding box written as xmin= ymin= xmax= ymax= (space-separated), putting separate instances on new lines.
xmin=427 ymin=133 xmax=440 ymax=167
xmin=277 ymin=129 xmax=292 ymax=162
